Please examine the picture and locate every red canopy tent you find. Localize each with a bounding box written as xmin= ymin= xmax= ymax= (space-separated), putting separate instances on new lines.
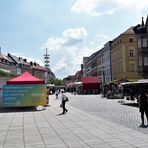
xmin=81 ymin=77 xmax=99 ymax=84
xmin=7 ymin=71 xmax=45 ymax=84
xmin=81 ymin=77 xmax=100 ymax=93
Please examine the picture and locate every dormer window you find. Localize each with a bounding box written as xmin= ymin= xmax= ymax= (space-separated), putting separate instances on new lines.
xmin=129 ymin=38 xmax=134 ymax=43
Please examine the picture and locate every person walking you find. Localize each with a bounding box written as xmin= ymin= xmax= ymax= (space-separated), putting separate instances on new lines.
xmin=60 ymin=91 xmax=68 ymax=114
xmin=138 ymin=89 xmax=148 ymax=127
xmin=55 ymin=90 xmax=59 ymax=99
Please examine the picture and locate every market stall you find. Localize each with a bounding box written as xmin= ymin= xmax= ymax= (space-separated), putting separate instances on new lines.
xmin=121 ymin=79 xmax=148 ymax=101
xmin=3 ymin=71 xmax=47 ymax=108
xmin=81 ymin=77 xmax=100 ymax=94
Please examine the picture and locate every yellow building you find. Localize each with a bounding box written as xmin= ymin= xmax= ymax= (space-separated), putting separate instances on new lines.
xmin=111 ymin=27 xmax=143 ymax=82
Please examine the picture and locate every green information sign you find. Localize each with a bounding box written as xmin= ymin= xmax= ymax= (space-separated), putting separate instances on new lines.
xmin=3 ymin=84 xmax=46 ymax=107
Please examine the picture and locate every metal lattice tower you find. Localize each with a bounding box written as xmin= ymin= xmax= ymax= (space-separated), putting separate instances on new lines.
xmin=44 ymin=48 xmax=50 ymax=69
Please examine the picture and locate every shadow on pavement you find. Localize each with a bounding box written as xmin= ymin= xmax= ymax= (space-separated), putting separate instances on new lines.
xmin=0 ymin=106 xmax=46 ymax=113
xmin=121 ymin=102 xmax=138 ymax=108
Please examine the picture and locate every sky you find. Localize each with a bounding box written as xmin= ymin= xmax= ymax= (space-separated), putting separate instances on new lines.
xmin=0 ymin=0 xmax=148 ymax=79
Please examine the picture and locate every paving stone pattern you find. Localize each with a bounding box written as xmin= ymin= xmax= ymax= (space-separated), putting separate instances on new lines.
xmin=0 ymin=94 xmax=148 ymax=148
xmin=68 ymin=94 xmax=148 ymax=135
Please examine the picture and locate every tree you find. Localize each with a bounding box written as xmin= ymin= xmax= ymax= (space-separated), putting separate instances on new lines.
xmin=0 ymin=70 xmax=17 ymax=77
xmin=49 ymin=78 xmax=63 ymax=86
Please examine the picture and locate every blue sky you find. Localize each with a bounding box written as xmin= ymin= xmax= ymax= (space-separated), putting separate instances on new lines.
xmin=0 ymin=0 xmax=148 ymax=79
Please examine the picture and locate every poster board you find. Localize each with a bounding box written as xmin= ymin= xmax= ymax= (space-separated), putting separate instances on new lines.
xmin=3 ymin=84 xmax=46 ymax=107
xmin=0 ymin=77 xmax=10 ymax=107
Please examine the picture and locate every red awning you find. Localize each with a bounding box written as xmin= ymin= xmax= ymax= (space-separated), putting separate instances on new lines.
xmin=81 ymin=77 xmax=100 ymax=90
xmin=81 ymin=77 xmax=99 ymax=84
xmin=7 ymin=71 xmax=45 ymax=84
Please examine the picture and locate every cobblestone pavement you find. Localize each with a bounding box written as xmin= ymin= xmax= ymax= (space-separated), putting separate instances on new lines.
xmin=66 ymin=93 xmax=148 ymax=135
xmin=0 ymin=94 xmax=148 ymax=148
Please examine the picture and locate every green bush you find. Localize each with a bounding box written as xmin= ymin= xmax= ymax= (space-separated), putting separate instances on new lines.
xmin=0 ymin=70 xmax=16 ymax=77
xmin=48 ymin=78 xmax=63 ymax=86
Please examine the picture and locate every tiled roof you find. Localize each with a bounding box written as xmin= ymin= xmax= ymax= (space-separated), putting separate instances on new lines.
xmin=0 ymin=53 xmax=11 ymax=63
xmin=8 ymin=54 xmax=30 ymax=67
xmin=122 ymin=26 xmax=135 ymax=34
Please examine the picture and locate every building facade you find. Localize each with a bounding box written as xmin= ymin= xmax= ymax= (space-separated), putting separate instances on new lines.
xmin=83 ymin=50 xmax=101 ymax=77
xmin=134 ymin=17 xmax=148 ymax=78
xmin=83 ymin=57 xmax=90 ymax=77
xmin=111 ymin=27 xmax=142 ymax=82
xmin=0 ymin=53 xmax=17 ymax=74
xmin=8 ymin=54 xmax=32 ymax=75
xmin=30 ymin=62 xmax=46 ymax=80
xmin=96 ymin=49 xmax=103 ymax=85
xmin=102 ymin=41 xmax=112 ymax=84
xmin=63 ymin=75 xmax=75 ymax=87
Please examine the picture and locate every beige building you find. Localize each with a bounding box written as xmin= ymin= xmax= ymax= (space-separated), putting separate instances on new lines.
xmin=111 ymin=27 xmax=142 ymax=82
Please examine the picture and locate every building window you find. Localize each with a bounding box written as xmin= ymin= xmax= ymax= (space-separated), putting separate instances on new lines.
xmin=138 ymin=39 xmax=141 ymax=48
xmin=98 ymin=70 xmax=102 ymax=76
xmin=129 ymin=49 xmax=134 ymax=57
xmin=129 ymin=38 xmax=134 ymax=43
xmin=142 ymin=38 xmax=147 ymax=47
xmin=86 ymin=67 xmax=91 ymax=73
xmin=139 ymin=57 xmax=142 ymax=66
xmin=129 ymin=63 xmax=135 ymax=72
xmin=144 ymin=57 xmax=148 ymax=66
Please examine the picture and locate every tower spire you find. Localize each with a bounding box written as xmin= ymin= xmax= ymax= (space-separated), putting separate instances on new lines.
xmin=142 ymin=17 xmax=144 ymax=27
xmin=44 ymin=48 xmax=50 ymax=70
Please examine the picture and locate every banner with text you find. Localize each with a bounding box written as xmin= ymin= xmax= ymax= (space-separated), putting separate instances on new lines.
xmin=3 ymin=84 xmax=46 ymax=107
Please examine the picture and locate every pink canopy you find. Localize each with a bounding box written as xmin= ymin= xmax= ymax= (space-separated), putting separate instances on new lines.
xmin=81 ymin=77 xmax=100 ymax=84
xmin=81 ymin=77 xmax=100 ymax=90
xmin=7 ymin=71 xmax=45 ymax=84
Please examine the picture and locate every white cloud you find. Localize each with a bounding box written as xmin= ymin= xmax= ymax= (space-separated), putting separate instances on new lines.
xmin=63 ymin=28 xmax=87 ymax=40
xmin=63 ymin=28 xmax=87 ymax=46
xmin=71 ymin=0 xmax=101 ymax=16
xmin=43 ymin=37 xmax=65 ymax=51
xmin=62 ymin=46 xmax=93 ymax=76
xmin=71 ymin=0 xmax=148 ymax=17
xmin=52 ymin=58 xmax=68 ymax=72
xmin=90 ymin=34 xmax=111 ymax=49
xmin=62 ymin=34 xmax=111 ymax=77
xmin=42 ymin=27 xmax=87 ymax=51
xmin=42 ymin=27 xmax=111 ymax=78
xmin=49 ymin=45 xmax=95 ymax=78
xmin=77 ymin=46 xmax=94 ymax=60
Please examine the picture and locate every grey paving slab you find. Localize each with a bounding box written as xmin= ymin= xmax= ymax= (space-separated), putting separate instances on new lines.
xmin=25 ymin=144 xmax=46 ymax=148
xmin=0 ymin=94 xmax=148 ymax=148
xmin=68 ymin=94 xmax=148 ymax=134
xmin=3 ymin=144 xmax=24 ymax=148
xmin=46 ymin=144 xmax=67 ymax=148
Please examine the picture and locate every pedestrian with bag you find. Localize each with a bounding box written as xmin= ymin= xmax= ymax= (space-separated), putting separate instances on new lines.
xmin=138 ymin=89 xmax=148 ymax=127
xmin=55 ymin=90 xmax=59 ymax=99
xmin=60 ymin=91 xmax=69 ymax=114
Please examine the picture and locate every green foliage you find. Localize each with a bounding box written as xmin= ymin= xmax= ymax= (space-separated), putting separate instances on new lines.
xmin=49 ymin=78 xmax=63 ymax=86
xmin=0 ymin=70 xmax=17 ymax=77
